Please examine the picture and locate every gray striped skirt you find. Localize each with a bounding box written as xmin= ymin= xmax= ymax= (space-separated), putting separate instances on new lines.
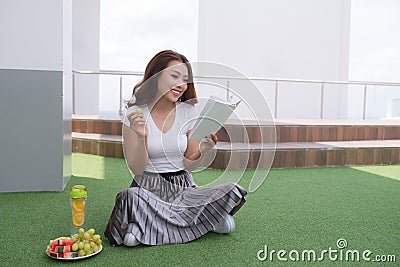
xmin=104 ymin=170 xmax=247 ymax=246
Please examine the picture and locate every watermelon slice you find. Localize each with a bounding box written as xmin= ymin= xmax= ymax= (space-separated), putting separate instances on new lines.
xmin=52 ymin=238 xmax=76 ymax=246
xmin=56 ymin=245 xmax=72 ymax=253
xmin=64 ymin=252 xmax=79 ymax=258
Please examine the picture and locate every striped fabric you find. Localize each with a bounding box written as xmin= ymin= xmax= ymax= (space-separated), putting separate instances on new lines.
xmin=104 ymin=170 xmax=247 ymax=246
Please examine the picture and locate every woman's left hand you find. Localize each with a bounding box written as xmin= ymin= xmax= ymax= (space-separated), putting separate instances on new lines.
xmin=199 ymin=133 xmax=218 ymax=153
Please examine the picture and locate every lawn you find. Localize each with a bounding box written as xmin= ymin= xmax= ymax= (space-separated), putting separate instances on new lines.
xmin=1 ymin=153 xmax=399 ymax=266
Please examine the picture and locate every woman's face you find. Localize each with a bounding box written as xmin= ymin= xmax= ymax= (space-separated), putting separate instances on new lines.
xmin=157 ymin=60 xmax=189 ymax=103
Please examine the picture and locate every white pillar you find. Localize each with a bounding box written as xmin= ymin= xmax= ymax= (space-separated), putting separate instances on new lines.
xmin=0 ymin=0 xmax=72 ymax=191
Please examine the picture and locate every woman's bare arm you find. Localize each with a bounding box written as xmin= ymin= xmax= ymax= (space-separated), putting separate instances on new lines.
xmin=183 ymin=132 xmax=217 ymax=171
xmin=123 ymin=112 xmax=149 ymax=175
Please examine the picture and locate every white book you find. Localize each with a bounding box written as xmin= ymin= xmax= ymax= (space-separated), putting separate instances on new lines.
xmin=189 ymin=96 xmax=241 ymax=140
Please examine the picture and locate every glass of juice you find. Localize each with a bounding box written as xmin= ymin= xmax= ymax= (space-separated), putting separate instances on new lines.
xmin=70 ymin=185 xmax=87 ymax=236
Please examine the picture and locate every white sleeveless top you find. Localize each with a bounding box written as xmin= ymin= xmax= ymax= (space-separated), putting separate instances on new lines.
xmin=123 ymin=102 xmax=197 ymax=172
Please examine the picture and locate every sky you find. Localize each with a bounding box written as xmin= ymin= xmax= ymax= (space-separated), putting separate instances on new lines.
xmin=349 ymin=0 xmax=400 ymax=82
xmin=98 ymin=0 xmax=400 ymax=114
xmin=100 ymin=0 xmax=197 ymax=71
xmin=99 ymin=0 xmax=198 ymax=114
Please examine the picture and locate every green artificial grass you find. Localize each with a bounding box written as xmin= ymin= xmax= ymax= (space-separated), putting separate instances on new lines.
xmin=1 ymin=153 xmax=399 ymax=266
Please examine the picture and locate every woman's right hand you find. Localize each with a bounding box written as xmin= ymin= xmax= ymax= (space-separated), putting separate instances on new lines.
xmin=127 ymin=112 xmax=148 ymax=138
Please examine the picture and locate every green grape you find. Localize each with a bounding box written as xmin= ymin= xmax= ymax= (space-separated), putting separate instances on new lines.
xmin=87 ymin=228 xmax=95 ymax=236
xmin=90 ymin=241 xmax=96 ymax=248
xmin=78 ymin=228 xmax=85 ymax=235
xmin=72 ymin=234 xmax=79 ymax=240
xmin=96 ymin=239 xmax=102 ymax=246
xmin=92 ymin=244 xmax=99 ymax=253
xmin=92 ymin=234 xmax=100 ymax=242
xmin=84 ymin=243 xmax=91 ymax=252
xmin=78 ymin=249 xmax=86 ymax=257
xmin=78 ymin=242 xmax=84 ymax=250
xmin=71 ymin=243 xmax=79 ymax=252
xmin=83 ymin=232 xmax=90 ymax=240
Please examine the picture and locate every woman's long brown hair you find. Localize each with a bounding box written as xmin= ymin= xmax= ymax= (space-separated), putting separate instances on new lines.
xmin=128 ymin=50 xmax=197 ymax=107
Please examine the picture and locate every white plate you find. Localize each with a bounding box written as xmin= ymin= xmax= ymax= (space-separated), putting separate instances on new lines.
xmin=47 ymin=244 xmax=102 ymax=260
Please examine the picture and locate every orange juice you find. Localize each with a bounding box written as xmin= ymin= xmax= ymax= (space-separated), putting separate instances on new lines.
xmin=70 ymin=185 xmax=87 ymax=235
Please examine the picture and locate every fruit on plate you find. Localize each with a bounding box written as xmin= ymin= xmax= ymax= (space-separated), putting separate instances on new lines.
xmin=46 ymin=237 xmax=79 ymax=259
xmin=46 ymin=228 xmax=103 ymax=259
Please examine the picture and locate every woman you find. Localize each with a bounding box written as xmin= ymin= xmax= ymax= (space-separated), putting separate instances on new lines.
xmin=104 ymin=50 xmax=247 ymax=247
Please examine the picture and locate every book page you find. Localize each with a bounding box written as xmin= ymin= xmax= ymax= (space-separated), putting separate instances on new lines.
xmin=189 ymin=97 xmax=239 ymax=140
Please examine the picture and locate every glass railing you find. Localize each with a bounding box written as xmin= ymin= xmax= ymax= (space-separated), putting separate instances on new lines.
xmin=72 ymin=70 xmax=400 ymax=120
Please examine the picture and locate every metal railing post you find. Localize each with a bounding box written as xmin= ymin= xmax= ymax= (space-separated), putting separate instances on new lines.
xmin=320 ymin=83 xmax=325 ymax=119
xmin=363 ymin=84 xmax=367 ymax=120
xmin=72 ymin=72 xmax=76 ymax=114
xmin=119 ymin=75 xmax=123 ymax=116
xmin=226 ymin=79 xmax=230 ymax=102
xmin=274 ymin=81 xmax=278 ymax=118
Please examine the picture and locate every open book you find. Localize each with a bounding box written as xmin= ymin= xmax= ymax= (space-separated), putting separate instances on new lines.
xmin=188 ymin=96 xmax=241 ymax=140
